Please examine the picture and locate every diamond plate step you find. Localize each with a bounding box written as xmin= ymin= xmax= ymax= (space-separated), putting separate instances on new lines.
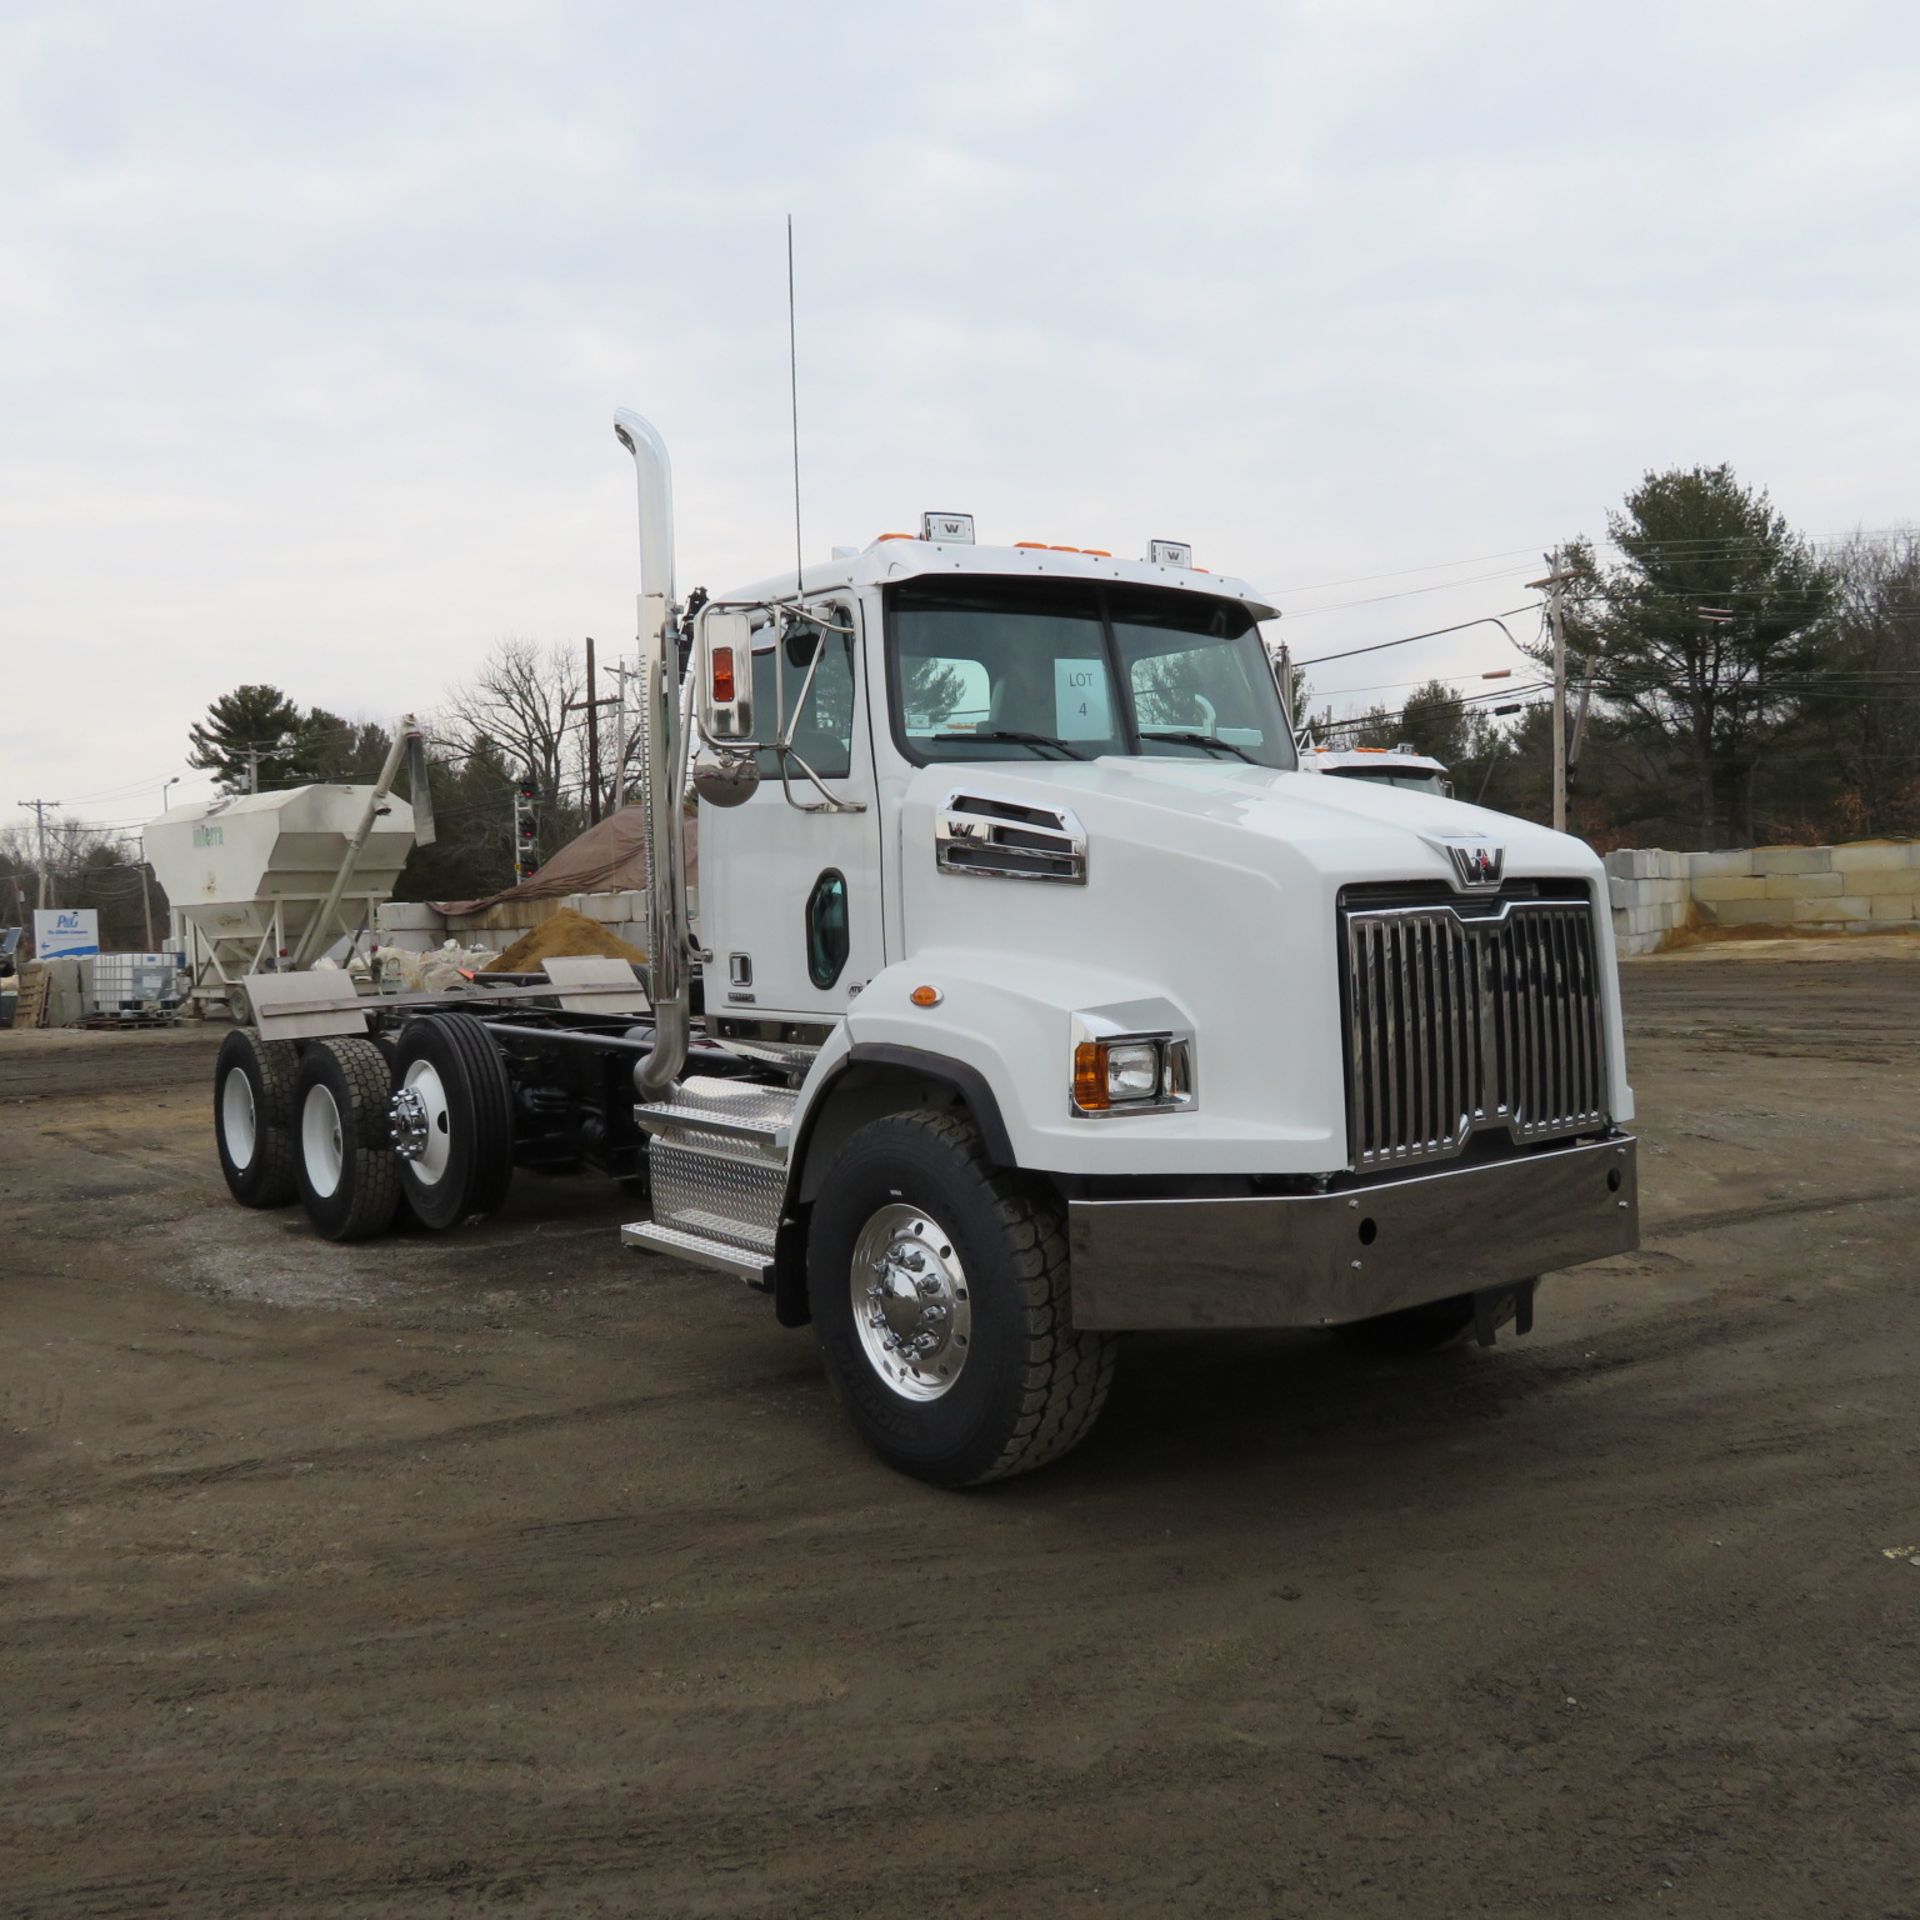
xmin=621 ymin=1219 xmax=775 ymax=1285
xmin=634 ymin=1074 xmax=797 ymax=1150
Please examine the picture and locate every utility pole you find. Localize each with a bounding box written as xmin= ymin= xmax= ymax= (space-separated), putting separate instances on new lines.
xmin=565 ymin=638 xmax=622 ymax=824
xmin=15 ymin=799 xmax=59 ymax=912
xmin=1276 ymin=640 xmax=1295 ymax=731
xmin=246 ymin=746 xmax=261 ymax=795
xmin=1527 ymin=553 xmax=1577 ymax=833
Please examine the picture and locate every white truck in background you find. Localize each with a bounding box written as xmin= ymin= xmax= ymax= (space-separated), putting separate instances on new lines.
xmin=217 ymin=410 xmax=1639 ymax=1488
xmin=1303 ymin=741 xmax=1455 ymax=797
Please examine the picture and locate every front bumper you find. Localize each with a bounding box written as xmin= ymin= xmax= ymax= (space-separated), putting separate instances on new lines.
xmin=1066 ymin=1132 xmax=1638 ymax=1330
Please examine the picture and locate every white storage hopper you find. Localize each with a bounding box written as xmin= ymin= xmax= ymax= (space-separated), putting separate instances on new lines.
xmin=145 ymin=785 xmax=417 ymax=1012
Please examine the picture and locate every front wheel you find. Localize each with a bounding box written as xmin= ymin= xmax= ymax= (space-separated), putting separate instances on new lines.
xmin=808 ymin=1110 xmax=1117 ymax=1488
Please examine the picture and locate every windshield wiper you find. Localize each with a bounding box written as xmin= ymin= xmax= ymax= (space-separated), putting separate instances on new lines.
xmin=929 ymin=729 xmax=1088 ymax=760
xmin=1142 ymin=729 xmax=1258 ymax=764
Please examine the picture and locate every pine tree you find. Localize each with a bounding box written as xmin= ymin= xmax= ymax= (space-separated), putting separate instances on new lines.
xmin=186 ymin=686 xmax=307 ymax=794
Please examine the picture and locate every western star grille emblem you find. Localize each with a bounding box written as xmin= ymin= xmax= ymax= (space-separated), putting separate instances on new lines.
xmin=1447 ymin=842 xmax=1504 ymax=890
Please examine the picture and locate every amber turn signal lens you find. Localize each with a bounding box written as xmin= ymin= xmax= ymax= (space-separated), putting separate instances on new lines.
xmin=1072 ymin=1041 xmax=1110 ymax=1111
xmin=711 ymin=645 xmax=736 ymax=703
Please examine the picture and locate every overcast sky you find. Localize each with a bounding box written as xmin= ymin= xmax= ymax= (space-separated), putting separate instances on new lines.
xmin=3 ymin=0 xmax=1915 ymax=831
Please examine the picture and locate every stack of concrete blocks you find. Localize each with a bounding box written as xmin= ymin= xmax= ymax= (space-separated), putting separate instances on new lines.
xmin=1688 ymin=842 xmax=1919 ymax=936
xmin=1604 ymin=841 xmax=1920 ymax=954
xmin=376 ymin=891 xmax=653 ymax=961
xmin=1604 ymin=849 xmax=1693 ymax=957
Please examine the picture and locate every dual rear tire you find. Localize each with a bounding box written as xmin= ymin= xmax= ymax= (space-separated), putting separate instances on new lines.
xmin=215 ymin=1015 xmax=514 ymax=1241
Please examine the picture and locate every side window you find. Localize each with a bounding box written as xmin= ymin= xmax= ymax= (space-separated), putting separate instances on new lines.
xmin=750 ymin=607 xmax=856 ymax=779
xmin=805 ymin=869 xmax=850 ymax=988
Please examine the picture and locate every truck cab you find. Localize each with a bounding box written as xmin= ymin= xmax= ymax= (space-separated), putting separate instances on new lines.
xmin=619 ymin=428 xmax=1638 ymax=1484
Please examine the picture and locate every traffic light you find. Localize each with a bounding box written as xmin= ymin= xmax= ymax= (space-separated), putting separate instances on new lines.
xmin=513 ymin=775 xmax=538 ymax=880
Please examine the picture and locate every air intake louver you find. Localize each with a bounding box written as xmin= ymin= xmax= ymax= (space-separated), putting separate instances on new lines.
xmin=936 ymin=793 xmax=1088 ymax=884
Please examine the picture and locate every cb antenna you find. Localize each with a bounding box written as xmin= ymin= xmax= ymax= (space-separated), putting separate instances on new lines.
xmin=787 ymin=214 xmax=803 ymax=598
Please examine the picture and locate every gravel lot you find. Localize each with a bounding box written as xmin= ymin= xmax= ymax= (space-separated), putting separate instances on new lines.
xmin=3 ymin=953 xmax=1917 ymax=1919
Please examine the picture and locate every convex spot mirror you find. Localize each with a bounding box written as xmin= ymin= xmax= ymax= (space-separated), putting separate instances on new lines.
xmin=698 ymin=608 xmax=755 ymax=741
xmin=691 ymin=748 xmax=760 ymax=808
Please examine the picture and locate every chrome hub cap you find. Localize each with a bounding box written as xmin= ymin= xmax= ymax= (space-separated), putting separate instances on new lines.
xmin=389 ymin=1061 xmax=452 ymax=1183
xmin=300 ymin=1083 xmax=345 ymax=1199
xmin=850 ymin=1204 xmax=971 ymax=1402
xmin=221 ymin=1067 xmax=257 ymax=1169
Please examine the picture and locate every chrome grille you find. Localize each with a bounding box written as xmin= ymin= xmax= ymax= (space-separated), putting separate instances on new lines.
xmin=1343 ymin=898 xmax=1608 ymax=1168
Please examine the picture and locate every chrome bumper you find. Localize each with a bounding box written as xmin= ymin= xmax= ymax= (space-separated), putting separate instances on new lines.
xmin=1066 ymin=1133 xmax=1638 ymax=1331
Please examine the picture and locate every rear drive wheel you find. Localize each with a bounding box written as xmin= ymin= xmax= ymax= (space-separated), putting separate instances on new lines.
xmin=387 ymin=1013 xmax=515 ymax=1229
xmin=1334 ymin=1287 xmax=1523 ymax=1355
xmin=213 ymin=1029 xmax=299 ymax=1208
xmin=809 ymin=1110 xmax=1117 ymax=1487
xmin=292 ymin=1037 xmax=401 ymax=1241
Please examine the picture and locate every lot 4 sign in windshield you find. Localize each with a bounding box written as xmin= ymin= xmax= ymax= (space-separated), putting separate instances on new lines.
xmin=33 ymin=908 xmax=100 ymax=958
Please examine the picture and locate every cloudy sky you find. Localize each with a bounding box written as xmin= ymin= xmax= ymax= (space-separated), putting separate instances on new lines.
xmin=3 ymin=0 xmax=1915 ymax=832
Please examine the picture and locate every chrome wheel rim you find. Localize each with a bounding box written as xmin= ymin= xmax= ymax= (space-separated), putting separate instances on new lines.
xmin=391 ymin=1060 xmax=452 ymax=1184
xmin=300 ymin=1083 xmax=345 ymax=1199
xmin=221 ymin=1067 xmax=257 ymax=1169
xmin=850 ymin=1204 xmax=972 ymax=1402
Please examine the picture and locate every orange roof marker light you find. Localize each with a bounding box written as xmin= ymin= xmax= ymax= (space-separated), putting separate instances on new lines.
xmin=873 ymin=531 xmax=916 ymax=543
xmin=909 ymin=984 xmax=943 ymax=1008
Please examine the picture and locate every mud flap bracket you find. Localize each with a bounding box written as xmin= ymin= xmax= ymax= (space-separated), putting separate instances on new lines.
xmin=1474 ymin=1277 xmax=1538 ymax=1348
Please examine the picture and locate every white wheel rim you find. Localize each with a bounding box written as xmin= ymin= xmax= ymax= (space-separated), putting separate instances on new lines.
xmin=850 ymin=1204 xmax=972 ymax=1402
xmin=402 ymin=1059 xmax=453 ymax=1185
xmin=301 ymin=1083 xmax=345 ymax=1199
xmin=221 ymin=1067 xmax=257 ymax=1170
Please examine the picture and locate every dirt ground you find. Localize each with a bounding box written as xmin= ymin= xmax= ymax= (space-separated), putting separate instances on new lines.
xmin=3 ymin=955 xmax=1917 ymax=1920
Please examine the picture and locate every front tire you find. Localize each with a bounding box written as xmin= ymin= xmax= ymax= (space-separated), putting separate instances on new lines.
xmin=292 ymin=1037 xmax=401 ymax=1242
xmin=213 ymin=1029 xmax=299 ymax=1208
xmin=809 ymin=1110 xmax=1117 ymax=1488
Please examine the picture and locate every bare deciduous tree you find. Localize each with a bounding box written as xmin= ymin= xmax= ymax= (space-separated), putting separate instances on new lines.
xmin=442 ymin=640 xmax=582 ymax=811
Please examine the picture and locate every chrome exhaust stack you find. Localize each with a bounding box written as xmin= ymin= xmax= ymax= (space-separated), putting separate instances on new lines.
xmin=613 ymin=408 xmax=690 ymax=1099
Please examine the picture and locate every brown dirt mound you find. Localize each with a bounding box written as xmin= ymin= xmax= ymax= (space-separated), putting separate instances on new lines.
xmin=483 ymin=907 xmax=648 ymax=974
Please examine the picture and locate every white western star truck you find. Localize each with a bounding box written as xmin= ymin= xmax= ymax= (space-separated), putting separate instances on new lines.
xmin=217 ymin=409 xmax=1638 ymax=1487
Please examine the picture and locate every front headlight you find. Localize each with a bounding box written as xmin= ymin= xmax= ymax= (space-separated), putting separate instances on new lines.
xmin=1070 ymin=1030 xmax=1195 ymax=1116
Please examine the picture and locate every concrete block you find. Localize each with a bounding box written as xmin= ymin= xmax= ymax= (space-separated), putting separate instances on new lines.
xmin=377 ymin=901 xmax=444 ymax=932
xmin=1848 ymin=867 xmax=1916 ymax=896
xmin=1607 ymin=876 xmax=1632 ymax=911
xmin=1752 ymin=846 xmax=1832 ymax=876
xmin=1765 ymin=870 xmax=1843 ymax=899
xmin=1602 ymin=850 xmax=1634 ymax=879
xmin=1690 ymin=849 xmax=1757 ymax=877
xmin=1694 ymin=875 xmax=1768 ymax=902
xmin=1660 ymin=851 xmax=1689 ymax=881
xmin=1795 ymin=895 xmax=1869 ymax=922
xmin=1705 ymin=899 xmax=1794 ymax=927
xmin=1867 ymin=894 xmax=1917 ymax=921
xmin=1832 ymin=841 xmax=1919 ymax=871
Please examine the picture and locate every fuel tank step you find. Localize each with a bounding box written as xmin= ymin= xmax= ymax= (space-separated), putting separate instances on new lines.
xmin=621 ymin=1218 xmax=775 ymax=1287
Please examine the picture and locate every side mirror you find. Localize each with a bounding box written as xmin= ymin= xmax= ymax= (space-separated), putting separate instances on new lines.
xmin=698 ymin=608 xmax=755 ymax=741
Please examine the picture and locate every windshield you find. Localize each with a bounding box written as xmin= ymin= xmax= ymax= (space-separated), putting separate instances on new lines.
xmin=887 ymin=579 xmax=1296 ymax=770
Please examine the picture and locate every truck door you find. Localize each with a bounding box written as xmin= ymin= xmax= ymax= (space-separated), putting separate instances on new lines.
xmin=695 ymin=598 xmax=885 ymax=1024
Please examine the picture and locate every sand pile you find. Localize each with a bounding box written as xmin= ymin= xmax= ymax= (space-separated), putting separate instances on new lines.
xmin=484 ymin=908 xmax=648 ymax=974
